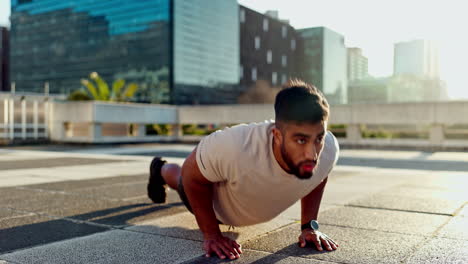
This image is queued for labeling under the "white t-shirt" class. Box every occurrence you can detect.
[195,120,339,226]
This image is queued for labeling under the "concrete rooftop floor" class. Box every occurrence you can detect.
[0,145,467,263]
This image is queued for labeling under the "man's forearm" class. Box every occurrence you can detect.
[183,178,221,239]
[301,177,327,225]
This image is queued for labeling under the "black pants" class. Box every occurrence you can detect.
[176,176,223,224]
[176,175,194,214]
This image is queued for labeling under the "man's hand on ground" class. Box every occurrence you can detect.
[298,229,339,251]
[203,234,242,259]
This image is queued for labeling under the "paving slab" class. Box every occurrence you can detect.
[349,185,466,215]
[26,174,148,191]
[319,206,450,236]
[0,230,204,264]
[0,150,76,161]
[278,202,338,221]
[126,211,295,243]
[0,186,173,227]
[72,181,149,200]
[321,182,389,205]
[405,173,468,191]
[50,201,156,223]
[1,188,130,218]
[243,224,427,264]
[437,215,468,240]
[459,204,468,217]
[63,188,186,227]
[405,237,468,264]
[22,161,150,180]
[0,211,52,229]
[0,161,151,188]
[0,157,126,171]
[0,216,108,254]
[328,169,411,185]
[0,188,49,206]
[0,175,66,188]
[82,203,188,228]
[338,156,468,171]
[0,208,32,220]
[181,250,338,264]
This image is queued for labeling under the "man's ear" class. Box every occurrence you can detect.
[272,126,283,146]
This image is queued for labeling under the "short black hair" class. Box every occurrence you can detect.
[274,79,329,124]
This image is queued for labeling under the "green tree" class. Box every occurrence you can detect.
[114,67,170,104]
[69,72,138,102]
[67,89,91,101]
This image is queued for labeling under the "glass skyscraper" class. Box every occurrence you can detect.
[298,27,347,105]
[172,0,239,104]
[10,0,239,104]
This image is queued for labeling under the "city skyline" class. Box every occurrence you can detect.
[238,0,467,100]
[2,0,467,99]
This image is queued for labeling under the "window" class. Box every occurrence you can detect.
[281,55,287,67]
[267,50,272,64]
[291,39,296,50]
[255,36,260,50]
[272,72,278,85]
[282,26,287,38]
[240,9,245,23]
[281,74,287,84]
[239,65,243,79]
[263,18,269,31]
[252,67,257,81]
[18,0,33,4]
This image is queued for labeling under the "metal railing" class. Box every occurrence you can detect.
[0,98,49,142]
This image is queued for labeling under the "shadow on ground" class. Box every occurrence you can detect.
[0,202,186,254]
[182,242,332,264]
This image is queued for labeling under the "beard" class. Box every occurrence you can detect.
[280,142,315,180]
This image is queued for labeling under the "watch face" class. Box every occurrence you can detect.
[310,220,319,230]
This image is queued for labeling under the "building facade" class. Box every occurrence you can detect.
[349,75,448,104]
[0,27,9,92]
[347,47,368,82]
[394,39,440,79]
[10,0,239,104]
[348,77,390,104]
[173,0,239,104]
[297,27,347,105]
[239,6,299,92]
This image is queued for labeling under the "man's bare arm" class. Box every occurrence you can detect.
[301,177,328,225]
[181,149,242,259]
[299,177,338,251]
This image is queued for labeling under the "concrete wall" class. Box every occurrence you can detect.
[331,102,468,125]
[44,100,468,149]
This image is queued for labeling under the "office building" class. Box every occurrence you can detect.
[0,27,8,92]
[349,75,448,104]
[239,6,299,92]
[297,27,347,105]
[347,47,368,81]
[394,39,440,79]
[348,77,390,104]
[10,0,239,104]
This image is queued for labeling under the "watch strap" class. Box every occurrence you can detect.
[301,223,311,231]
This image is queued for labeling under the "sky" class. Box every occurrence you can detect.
[239,0,467,99]
[1,0,467,99]
[0,1,9,27]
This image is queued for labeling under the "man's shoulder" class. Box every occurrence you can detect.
[325,131,339,153]
[206,120,273,141]
[321,131,340,164]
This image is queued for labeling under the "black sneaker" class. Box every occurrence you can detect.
[147,157,167,203]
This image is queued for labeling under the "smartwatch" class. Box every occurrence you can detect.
[301,220,319,231]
